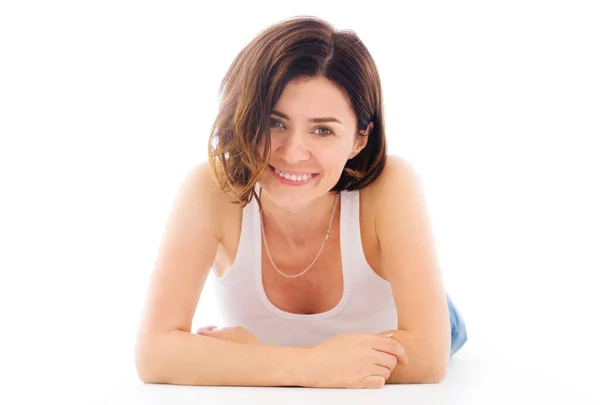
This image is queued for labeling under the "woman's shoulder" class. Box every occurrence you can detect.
[180,161,242,242]
[360,154,417,209]
[181,161,234,202]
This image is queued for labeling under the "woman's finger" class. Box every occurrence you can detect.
[368,364,392,381]
[360,375,386,389]
[371,349,398,373]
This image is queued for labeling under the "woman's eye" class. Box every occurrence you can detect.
[269,119,285,128]
[269,119,332,136]
[315,127,333,136]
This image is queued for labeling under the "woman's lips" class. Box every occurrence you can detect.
[268,165,318,185]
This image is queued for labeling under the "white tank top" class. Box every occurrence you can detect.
[213,187,398,347]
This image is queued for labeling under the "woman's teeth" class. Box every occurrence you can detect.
[274,168,313,182]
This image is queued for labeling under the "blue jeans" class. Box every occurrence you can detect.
[447,293,468,357]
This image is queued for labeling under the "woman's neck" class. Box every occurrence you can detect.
[258,187,339,248]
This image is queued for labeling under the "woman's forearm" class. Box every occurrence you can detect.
[135,330,310,387]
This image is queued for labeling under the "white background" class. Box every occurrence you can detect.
[1,1,599,403]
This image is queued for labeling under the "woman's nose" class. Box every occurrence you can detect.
[276,132,310,163]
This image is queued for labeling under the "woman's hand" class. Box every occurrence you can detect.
[303,332,408,389]
[195,325,261,345]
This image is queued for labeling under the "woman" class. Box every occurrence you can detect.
[135,16,467,389]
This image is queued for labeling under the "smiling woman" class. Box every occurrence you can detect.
[135,15,467,389]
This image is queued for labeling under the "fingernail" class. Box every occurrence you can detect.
[385,333,394,337]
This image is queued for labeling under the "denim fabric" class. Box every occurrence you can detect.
[447,293,468,356]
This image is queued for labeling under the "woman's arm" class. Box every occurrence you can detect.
[372,156,451,383]
[136,330,309,386]
[133,163,311,386]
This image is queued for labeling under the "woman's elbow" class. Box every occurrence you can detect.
[134,335,165,384]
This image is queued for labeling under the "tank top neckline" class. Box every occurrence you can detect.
[253,184,352,321]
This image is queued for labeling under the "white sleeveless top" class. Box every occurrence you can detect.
[212,187,398,347]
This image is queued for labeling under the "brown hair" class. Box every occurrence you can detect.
[208,16,387,206]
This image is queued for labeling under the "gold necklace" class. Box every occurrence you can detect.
[259,193,339,279]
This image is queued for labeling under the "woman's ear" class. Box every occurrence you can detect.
[349,122,373,159]
[361,122,374,136]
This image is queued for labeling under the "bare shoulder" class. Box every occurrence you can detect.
[374,154,417,188]
[180,161,241,241]
[360,154,418,213]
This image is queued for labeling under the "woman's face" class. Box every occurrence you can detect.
[259,76,368,210]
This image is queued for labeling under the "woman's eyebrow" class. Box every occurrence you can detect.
[271,109,343,125]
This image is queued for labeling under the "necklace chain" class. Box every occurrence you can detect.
[259,193,339,279]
